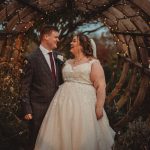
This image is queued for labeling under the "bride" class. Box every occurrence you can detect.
[34,33,115,150]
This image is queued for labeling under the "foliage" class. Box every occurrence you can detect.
[0,60,28,150]
[114,117,150,150]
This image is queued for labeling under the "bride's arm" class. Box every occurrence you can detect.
[90,60,106,119]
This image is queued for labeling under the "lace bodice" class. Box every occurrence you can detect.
[62,59,98,85]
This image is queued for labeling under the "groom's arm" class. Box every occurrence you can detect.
[20,57,33,119]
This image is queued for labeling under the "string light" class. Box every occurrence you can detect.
[0,0,149,42]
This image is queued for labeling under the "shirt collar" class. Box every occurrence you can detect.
[40,44,52,55]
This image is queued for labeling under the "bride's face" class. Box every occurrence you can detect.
[70,36,82,55]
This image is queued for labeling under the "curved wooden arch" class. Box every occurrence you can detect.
[0,0,150,127]
[102,0,150,126]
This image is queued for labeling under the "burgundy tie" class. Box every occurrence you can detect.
[48,52,56,80]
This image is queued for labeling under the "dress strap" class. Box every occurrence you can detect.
[89,59,99,65]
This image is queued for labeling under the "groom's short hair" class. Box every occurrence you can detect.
[40,25,59,41]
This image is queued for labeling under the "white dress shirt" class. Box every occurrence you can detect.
[39,45,56,74]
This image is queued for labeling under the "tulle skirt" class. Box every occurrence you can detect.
[34,82,115,150]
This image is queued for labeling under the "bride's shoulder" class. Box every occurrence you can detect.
[89,57,100,64]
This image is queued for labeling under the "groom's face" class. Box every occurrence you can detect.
[45,30,59,50]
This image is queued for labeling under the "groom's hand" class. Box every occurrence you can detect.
[24,114,33,120]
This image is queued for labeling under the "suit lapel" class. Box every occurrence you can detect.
[37,48,60,84]
[53,51,59,82]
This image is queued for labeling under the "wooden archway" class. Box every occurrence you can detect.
[0,0,150,128]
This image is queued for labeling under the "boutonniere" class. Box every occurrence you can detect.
[57,55,64,62]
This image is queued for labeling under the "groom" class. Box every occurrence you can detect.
[20,25,63,150]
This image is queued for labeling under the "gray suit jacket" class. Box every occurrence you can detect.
[20,48,63,116]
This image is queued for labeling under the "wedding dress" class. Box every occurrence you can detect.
[34,59,115,150]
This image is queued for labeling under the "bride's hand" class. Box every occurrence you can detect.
[95,105,103,120]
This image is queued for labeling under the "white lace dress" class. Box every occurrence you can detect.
[34,59,115,150]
